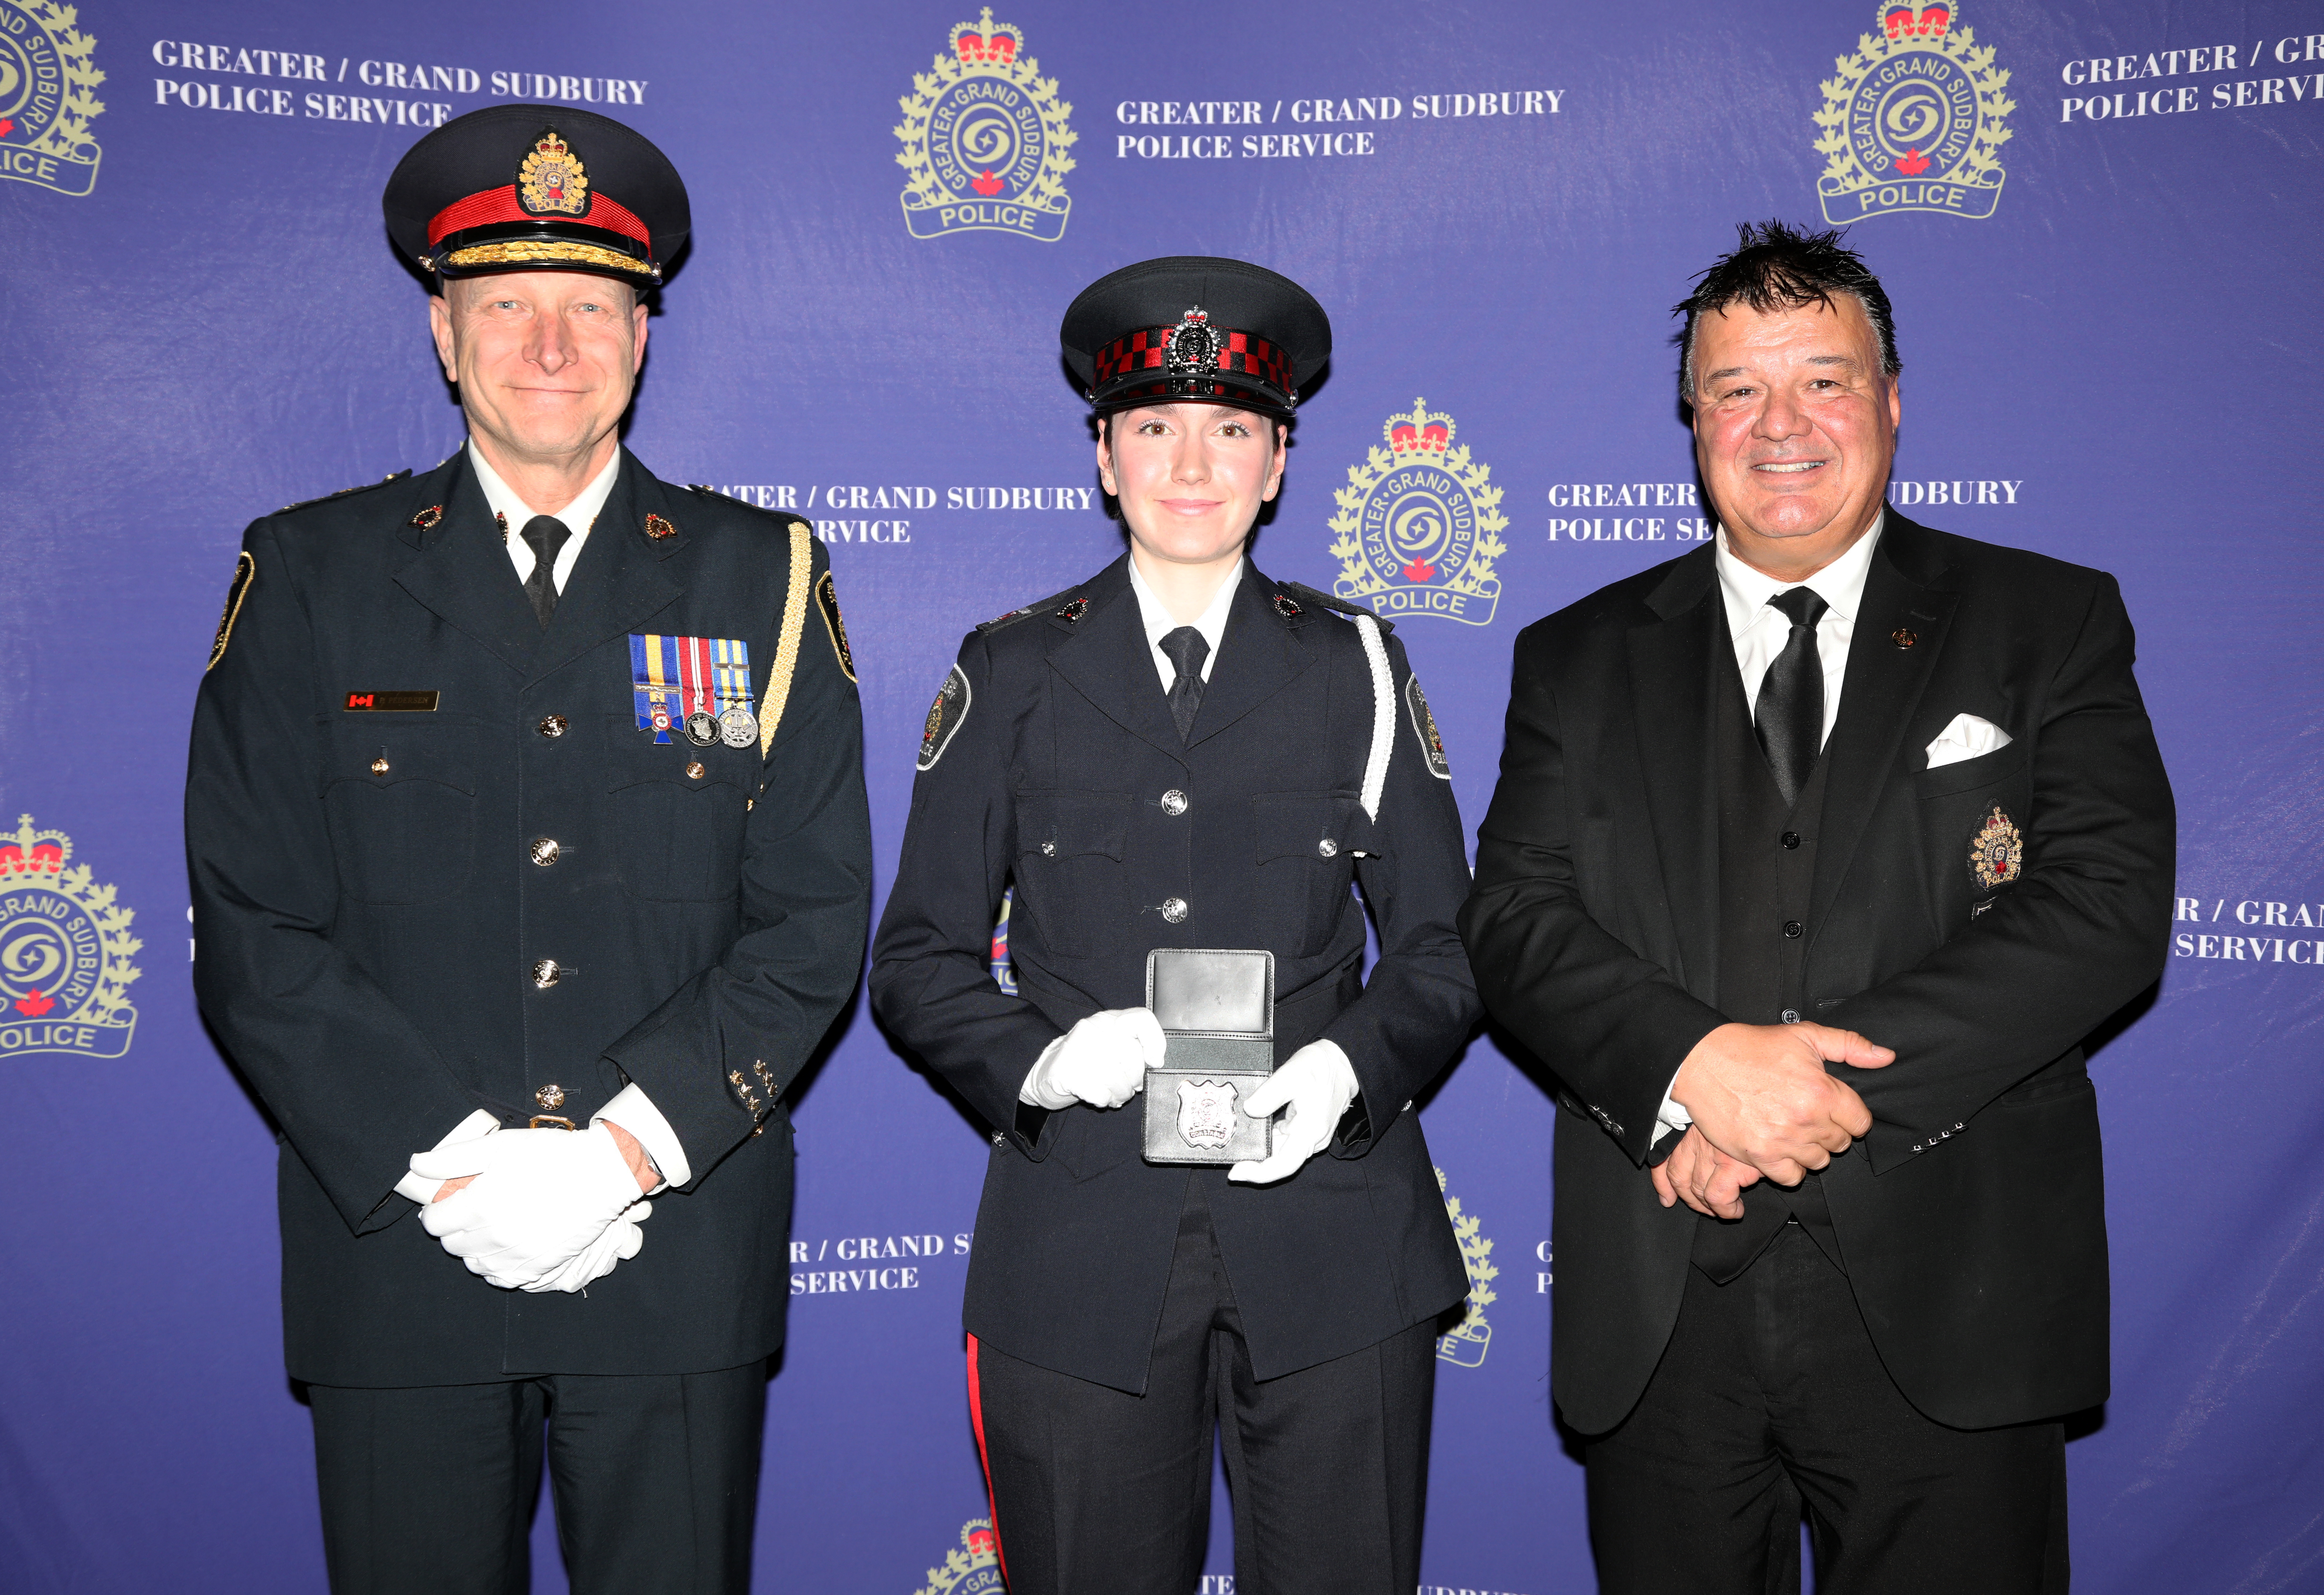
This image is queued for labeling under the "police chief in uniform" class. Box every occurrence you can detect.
[869,258,1482,1595]
[185,106,870,1594]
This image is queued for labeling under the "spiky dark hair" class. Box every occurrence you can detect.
[1673,220,1900,398]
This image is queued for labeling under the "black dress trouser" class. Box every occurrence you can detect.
[307,1362,767,1595]
[969,1178,1438,1595]
[1586,1224,2069,1595]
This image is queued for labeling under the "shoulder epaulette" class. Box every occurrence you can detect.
[1278,580,1393,631]
[977,584,1088,632]
[276,469,412,515]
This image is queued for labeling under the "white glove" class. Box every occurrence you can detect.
[528,1201,652,1295]
[1020,1007,1166,1110]
[1227,1041,1362,1186]
[413,1124,647,1291]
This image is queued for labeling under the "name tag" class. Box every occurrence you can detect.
[343,691,439,712]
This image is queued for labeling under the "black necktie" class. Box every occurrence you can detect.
[519,516,570,629]
[1159,626,1209,742]
[1754,587,1830,808]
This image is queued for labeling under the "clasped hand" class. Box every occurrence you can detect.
[414,1122,656,1293]
[1650,1020,1894,1218]
[1021,1008,1166,1110]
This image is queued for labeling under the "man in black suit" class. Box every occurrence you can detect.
[186,106,869,1594]
[870,257,1480,1595]
[1460,222,2173,1593]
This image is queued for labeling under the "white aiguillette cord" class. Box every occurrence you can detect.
[1353,612,1394,825]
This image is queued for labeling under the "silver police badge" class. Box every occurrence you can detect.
[1175,1077,1241,1152]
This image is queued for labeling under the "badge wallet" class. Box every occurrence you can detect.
[1142,948,1275,1167]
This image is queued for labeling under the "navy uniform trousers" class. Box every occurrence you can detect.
[188,449,871,1593]
[872,555,1483,1595]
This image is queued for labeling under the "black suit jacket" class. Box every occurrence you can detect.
[1459,514,2174,1434]
[187,449,871,1385]
[869,556,1478,1392]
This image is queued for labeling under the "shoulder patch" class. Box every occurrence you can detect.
[206,551,256,671]
[276,469,413,516]
[1281,580,1393,631]
[1404,675,1451,779]
[918,664,972,772]
[978,584,1085,632]
[816,569,856,683]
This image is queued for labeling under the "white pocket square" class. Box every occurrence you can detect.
[1925,712,2011,769]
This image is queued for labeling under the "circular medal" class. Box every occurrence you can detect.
[683,710,720,748]
[718,706,759,748]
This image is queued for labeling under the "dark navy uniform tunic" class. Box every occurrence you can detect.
[870,555,1479,1393]
[187,448,871,1386]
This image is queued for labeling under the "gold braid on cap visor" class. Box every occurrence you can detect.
[438,240,660,279]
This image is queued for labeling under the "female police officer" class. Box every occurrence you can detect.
[870,258,1480,1595]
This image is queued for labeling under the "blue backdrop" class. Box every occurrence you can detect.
[2,2,2319,1590]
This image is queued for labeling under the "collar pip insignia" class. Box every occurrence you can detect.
[644,513,676,539]
[518,128,590,216]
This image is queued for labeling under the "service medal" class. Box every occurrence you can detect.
[718,706,758,748]
[683,711,719,748]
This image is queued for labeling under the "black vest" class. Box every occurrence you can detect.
[1689,642,1845,1282]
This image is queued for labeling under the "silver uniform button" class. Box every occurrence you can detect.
[1160,897,1188,924]
[531,959,563,988]
[530,837,561,867]
[535,1083,566,1110]
[1780,1008,1799,1023]
[1160,790,1188,816]
[1317,837,1339,858]
[1041,841,1056,856]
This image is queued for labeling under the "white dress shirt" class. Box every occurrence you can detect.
[1126,554,1242,690]
[468,439,622,596]
[1656,514,1885,1146]
[396,440,687,1204]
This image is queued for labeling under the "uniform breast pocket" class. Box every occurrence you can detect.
[602,715,754,902]
[1252,791,1371,957]
[320,715,478,905]
[1012,789,1133,953]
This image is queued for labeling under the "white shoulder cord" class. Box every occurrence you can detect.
[1353,612,1396,824]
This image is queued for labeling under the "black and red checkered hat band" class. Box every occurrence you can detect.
[1090,325,1297,410]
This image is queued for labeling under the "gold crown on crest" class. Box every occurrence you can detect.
[1881,2,1953,40]
[950,9,1024,64]
[0,814,71,877]
[1385,398,1455,458]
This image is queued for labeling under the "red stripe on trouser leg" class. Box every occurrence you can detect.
[966,1334,1011,1586]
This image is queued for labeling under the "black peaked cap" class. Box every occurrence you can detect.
[383,104,689,284]
[1061,256,1330,419]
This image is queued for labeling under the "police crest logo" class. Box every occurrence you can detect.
[1330,398,1507,626]
[0,0,105,197]
[1433,1167,1499,1368]
[517,126,589,216]
[0,815,140,1062]
[911,1517,1005,1595]
[894,7,1075,241]
[1812,1,2016,223]
[1968,803,2024,891]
